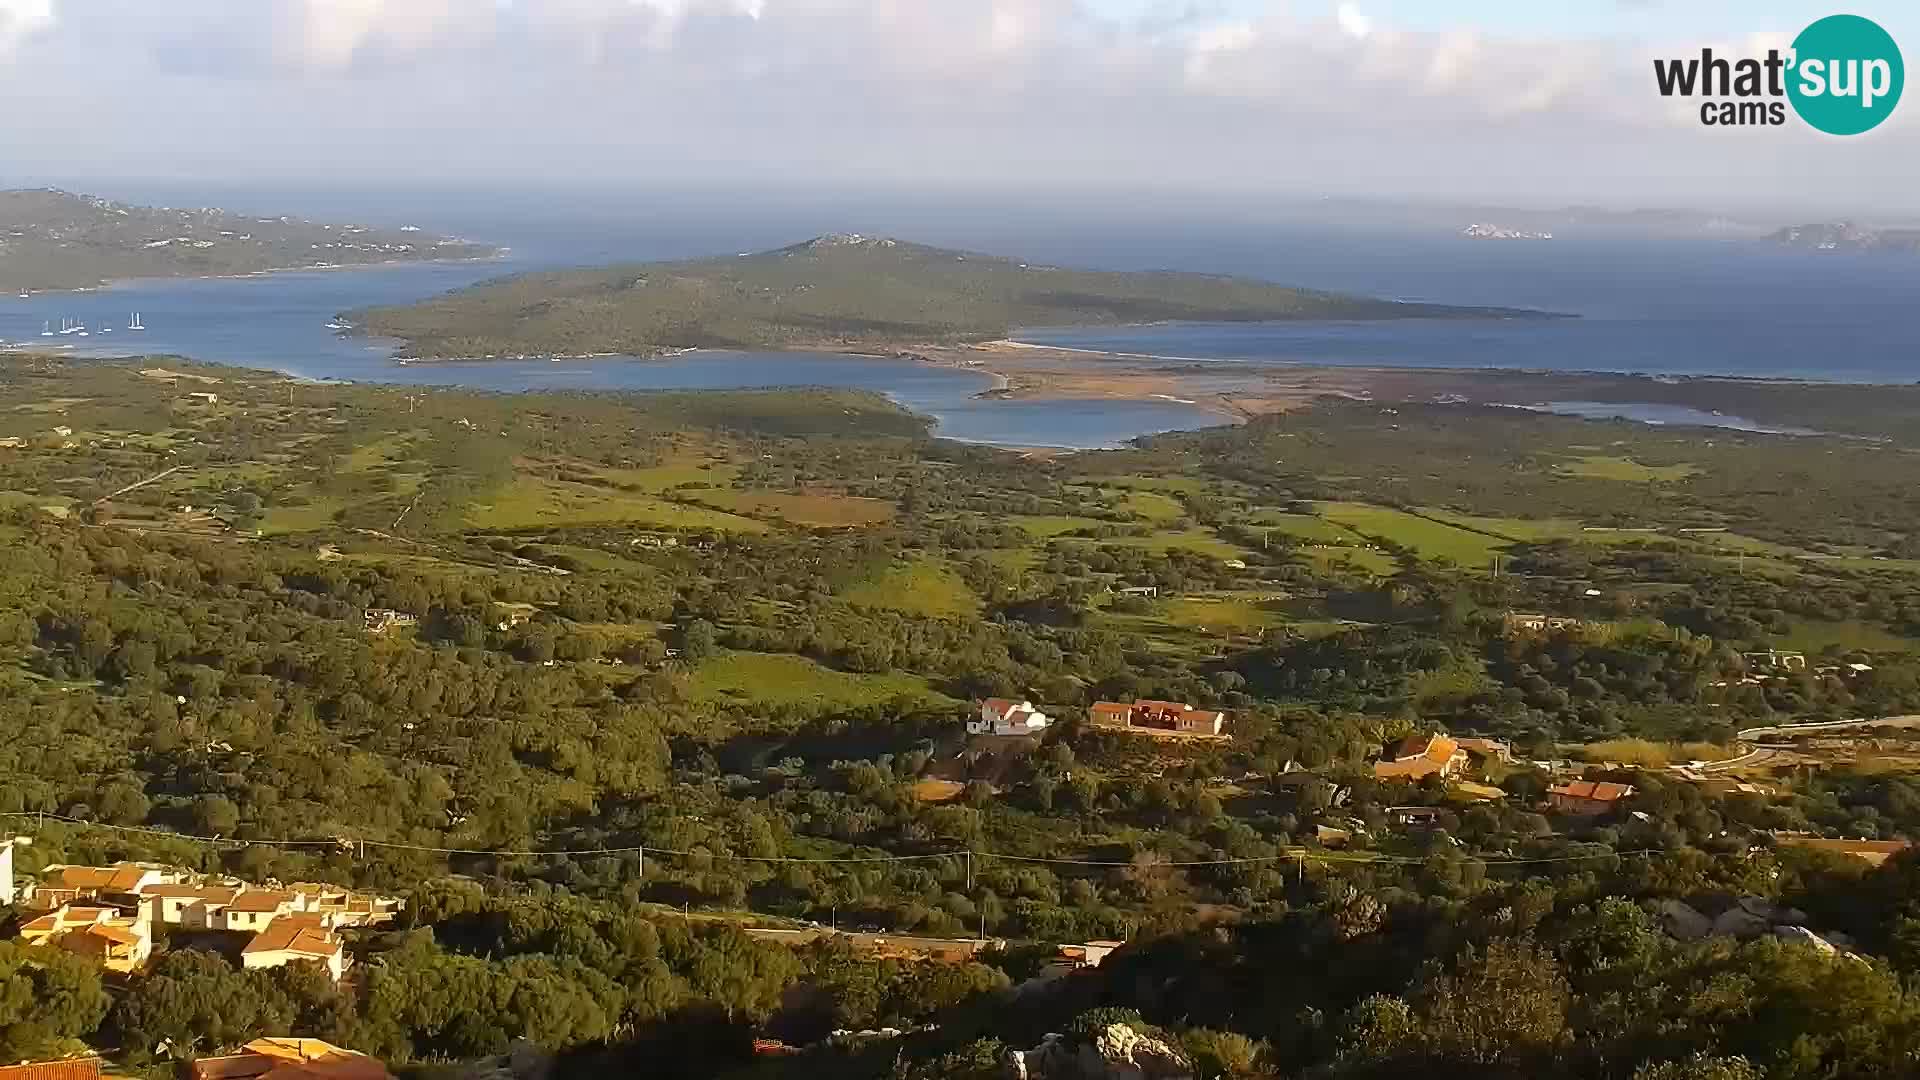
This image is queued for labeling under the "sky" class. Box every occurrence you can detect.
[1,0,1916,217]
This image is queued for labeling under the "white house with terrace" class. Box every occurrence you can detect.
[969,698,1054,737]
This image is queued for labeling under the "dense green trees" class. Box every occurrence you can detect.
[0,941,108,1063]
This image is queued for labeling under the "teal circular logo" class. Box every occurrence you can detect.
[1788,14,1903,135]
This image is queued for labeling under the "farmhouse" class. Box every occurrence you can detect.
[1504,612,1583,635]
[362,609,418,634]
[1089,699,1229,740]
[1548,780,1636,816]
[969,698,1053,737]
[1373,732,1465,781]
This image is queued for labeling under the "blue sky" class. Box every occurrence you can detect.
[0,0,1914,214]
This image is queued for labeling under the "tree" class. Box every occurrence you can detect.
[0,941,109,1062]
[1633,1056,1761,1080]
[111,950,291,1060]
[679,619,719,663]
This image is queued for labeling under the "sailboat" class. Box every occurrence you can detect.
[129,312,145,331]
[39,321,52,337]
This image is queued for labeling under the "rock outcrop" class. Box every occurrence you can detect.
[1007,1024,1193,1080]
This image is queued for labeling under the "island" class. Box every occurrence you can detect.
[351,233,1557,359]
[1461,222,1553,240]
[1766,222,1920,254]
[0,188,498,292]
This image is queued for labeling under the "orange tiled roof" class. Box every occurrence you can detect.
[1550,780,1634,802]
[227,891,295,913]
[244,922,340,959]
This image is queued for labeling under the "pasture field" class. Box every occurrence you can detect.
[842,557,980,618]
[689,651,949,709]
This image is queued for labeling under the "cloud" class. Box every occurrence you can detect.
[0,0,1911,212]
[1335,2,1370,40]
[0,0,55,55]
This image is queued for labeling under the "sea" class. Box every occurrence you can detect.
[3,195,1917,448]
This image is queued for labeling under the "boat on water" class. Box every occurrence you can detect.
[129,312,145,331]
[39,322,51,337]
[325,320,351,330]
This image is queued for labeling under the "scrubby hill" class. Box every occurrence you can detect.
[355,233,1551,359]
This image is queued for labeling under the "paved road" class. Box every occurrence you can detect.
[1736,715,1920,741]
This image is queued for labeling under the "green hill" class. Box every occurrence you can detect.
[355,234,1556,359]
[0,188,497,291]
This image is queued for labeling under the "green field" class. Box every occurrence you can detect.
[1106,530,1248,560]
[465,477,768,532]
[590,456,741,492]
[260,494,346,535]
[342,431,424,473]
[694,490,895,527]
[1319,502,1507,568]
[1555,455,1701,483]
[1247,512,1352,545]
[1161,596,1281,634]
[1301,545,1400,577]
[1775,619,1920,655]
[1117,490,1185,522]
[1010,515,1110,538]
[689,651,948,709]
[1415,508,1587,543]
[841,557,979,618]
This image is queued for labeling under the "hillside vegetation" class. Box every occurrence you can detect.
[355,234,1550,358]
[0,188,496,291]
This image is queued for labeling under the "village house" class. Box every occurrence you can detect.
[1455,737,1513,764]
[1504,612,1582,635]
[222,890,299,933]
[0,837,16,907]
[182,391,220,405]
[187,1038,394,1080]
[362,609,418,634]
[242,915,349,981]
[1548,780,1636,816]
[1372,732,1466,781]
[26,863,181,910]
[1089,699,1230,740]
[12,861,400,983]
[1387,806,1445,829]
[144,883,245,930]
[18,903,155,974]
[1772,835,1914,867]
[968,698,1054,737]
[0,1058,104,1080]
[1743,650,1808,673]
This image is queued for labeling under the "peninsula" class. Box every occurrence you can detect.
[0,188,497,292]
[353,233,1557,359]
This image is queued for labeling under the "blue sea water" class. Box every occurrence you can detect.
[3,210,1916,445]
[0,263,1213,449]
[1011,232,1920,384]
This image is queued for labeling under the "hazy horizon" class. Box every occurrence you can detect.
[1,1,1916,220]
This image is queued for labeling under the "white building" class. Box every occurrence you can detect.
[0,838,15,907]
[968,698,1054,737]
